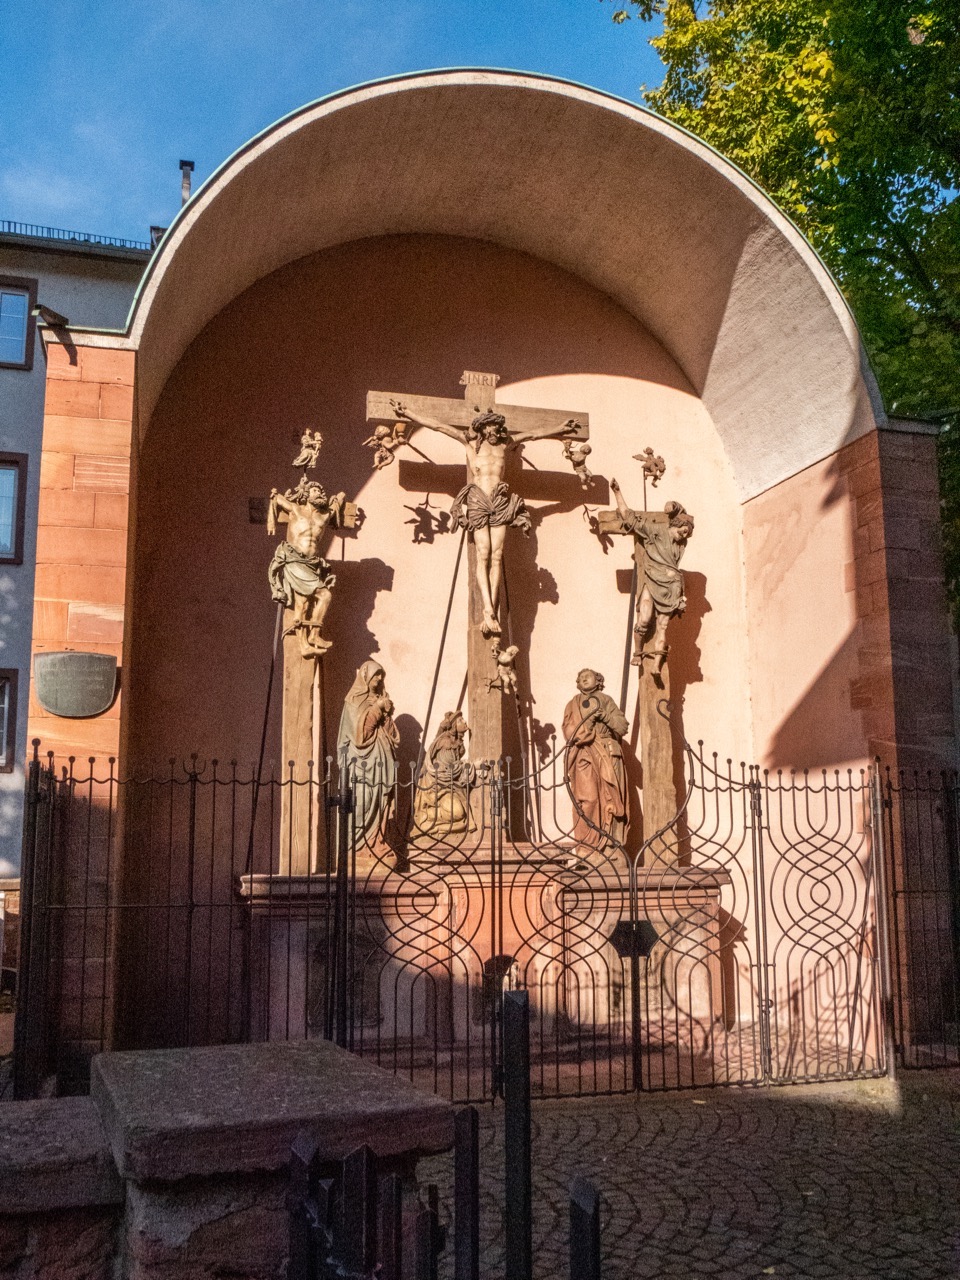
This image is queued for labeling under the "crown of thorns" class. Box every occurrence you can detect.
[470,411,508,436]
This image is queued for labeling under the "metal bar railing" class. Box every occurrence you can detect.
[0,220,150,251]
[504,989,533,1280]
[454,1106,480,1280]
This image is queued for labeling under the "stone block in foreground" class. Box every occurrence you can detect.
[91,1038,454,1182]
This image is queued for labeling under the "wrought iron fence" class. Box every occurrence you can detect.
[12,734,900,1100]
[288,991,603,1280]
[881,767,960,1069]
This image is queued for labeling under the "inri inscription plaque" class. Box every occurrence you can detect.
[33,652,118,718]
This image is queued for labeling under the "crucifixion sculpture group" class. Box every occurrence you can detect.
[264,371,696,868]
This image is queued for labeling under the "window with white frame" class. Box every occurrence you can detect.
[0,670,16,773]
[0,276,37,370]
[0,454,26,564]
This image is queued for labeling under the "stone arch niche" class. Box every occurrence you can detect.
[124,233,745,774]
[112,69,928,777]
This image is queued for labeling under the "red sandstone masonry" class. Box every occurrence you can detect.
[28,341,134,766]
[80,346,135,387]
[0,1042,451,1280]
[839,426,955,770]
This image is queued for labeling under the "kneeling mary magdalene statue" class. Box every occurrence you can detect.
[562,669,630,853]
[337,660,401,856]
[413,710,476,839]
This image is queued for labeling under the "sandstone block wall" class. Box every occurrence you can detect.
[840,424,954,771]
[29,341,134,762]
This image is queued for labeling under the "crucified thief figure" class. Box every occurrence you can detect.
[392,404,533,636]
[609,477,695,673]
[268,479,348,657]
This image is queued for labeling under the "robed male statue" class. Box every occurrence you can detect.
[562,669,630,852]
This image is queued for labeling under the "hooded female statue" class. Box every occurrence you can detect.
[337,659,400,852]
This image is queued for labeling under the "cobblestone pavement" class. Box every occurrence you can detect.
[421,1072,960,1279]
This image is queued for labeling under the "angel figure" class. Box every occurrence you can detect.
[363,422,409,470]
[563,439,594,490]
[486,643,520,696]
[292,429,324,470]
[633,446,665,488]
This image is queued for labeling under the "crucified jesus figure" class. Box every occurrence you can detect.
[392,404,536,636]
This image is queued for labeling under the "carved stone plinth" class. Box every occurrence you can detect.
[565,867,732,1027]
[239,862,733,1088]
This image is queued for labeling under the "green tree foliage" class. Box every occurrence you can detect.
[611,0,960,622]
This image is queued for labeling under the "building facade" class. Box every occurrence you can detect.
[0,225,150,875]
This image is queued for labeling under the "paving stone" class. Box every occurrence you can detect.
[422,1069,960,1279]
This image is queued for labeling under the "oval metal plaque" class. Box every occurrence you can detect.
[34,652,118,718]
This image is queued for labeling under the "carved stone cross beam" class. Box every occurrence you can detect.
[366,371,589,441]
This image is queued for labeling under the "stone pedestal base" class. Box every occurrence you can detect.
[239,863,734,1073]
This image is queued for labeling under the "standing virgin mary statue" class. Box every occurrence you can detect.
[337,659,401,856]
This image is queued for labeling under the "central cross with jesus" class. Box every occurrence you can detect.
[366,371,589,762]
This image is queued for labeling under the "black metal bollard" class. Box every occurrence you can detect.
[455,1105,480,1280]
[288,1131,322,1280]
[341,1144,377,1274]
[569,1176,601,1280]
[503,989,532,1280]
[378,1172,403,1280]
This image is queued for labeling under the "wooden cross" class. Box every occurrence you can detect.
[367,372,591,765]
[596,505,680,864]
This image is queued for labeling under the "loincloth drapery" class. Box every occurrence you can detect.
[268,541,337,608]
[642,561,685,614]
[451,482,531,534]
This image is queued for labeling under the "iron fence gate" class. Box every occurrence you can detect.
[13,739,894,1100]
[290,747,889,1099]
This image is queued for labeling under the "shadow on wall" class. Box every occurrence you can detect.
[764,423,954,772]
[767,630,868,771]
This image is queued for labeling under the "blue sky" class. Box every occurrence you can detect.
[0,0,663,245]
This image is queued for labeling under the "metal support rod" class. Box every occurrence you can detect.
[503,989,532,1280]
[454,1106,480,1280]
[870,763,899,1080]
[416,526,466,782]
[12,755,42,1098]
[629,947,643,1093]
[245,602,283,875]
[569,1176,601,1280]
[184,761,198,1045]
[333,769,353,1048]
